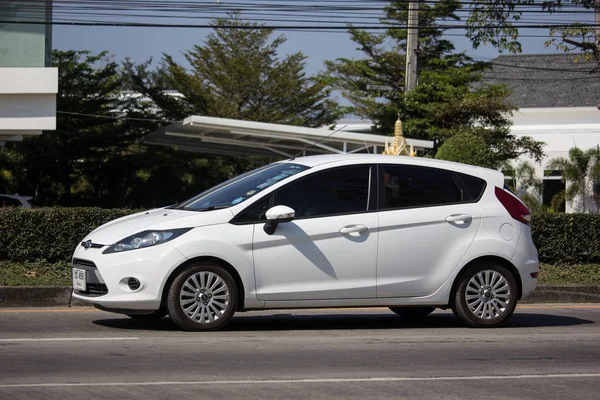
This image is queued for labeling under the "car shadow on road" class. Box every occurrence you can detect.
[92,310,594,332]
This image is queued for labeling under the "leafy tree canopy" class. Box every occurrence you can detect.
[131,12,347,127]
[466,0,599,65]
[324,0,544,167]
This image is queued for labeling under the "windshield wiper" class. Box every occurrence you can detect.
[193,205,231,212]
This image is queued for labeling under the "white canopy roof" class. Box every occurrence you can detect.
[144,116,433,158]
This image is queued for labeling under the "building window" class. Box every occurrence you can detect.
[0,1,52,67]
[543,170,565,212]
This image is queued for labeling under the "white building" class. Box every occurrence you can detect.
[484,54,600,212]
[0,1,57,146]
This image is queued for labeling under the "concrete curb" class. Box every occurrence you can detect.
[1,284,599,308]
[521,284,600,304]
[0,286,89,308]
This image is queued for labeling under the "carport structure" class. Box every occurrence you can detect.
[144,116,433,158]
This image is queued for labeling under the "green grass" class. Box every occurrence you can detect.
[0,261,599,287]
[0,261,71,286]
[538,263,600,285]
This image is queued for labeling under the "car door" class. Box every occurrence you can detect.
[376,164,483,298]
[251,164,379,301]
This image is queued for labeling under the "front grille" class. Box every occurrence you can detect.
[72,259,109,297]
[73,258,96,268]
[82,283,109,297]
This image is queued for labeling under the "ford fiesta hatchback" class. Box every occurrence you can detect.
[72,154,539,331]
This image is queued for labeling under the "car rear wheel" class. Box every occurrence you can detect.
[389,307,436,319]
[167,263,237,331]
[453,263,518,328]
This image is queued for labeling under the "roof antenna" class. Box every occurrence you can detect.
[290,124,347,160]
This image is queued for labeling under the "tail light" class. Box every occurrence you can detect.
[494,186,531,226]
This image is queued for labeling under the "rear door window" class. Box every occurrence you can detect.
[379,165,463,210]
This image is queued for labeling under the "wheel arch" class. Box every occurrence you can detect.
[160,256,246,312]
[449,255,523,307]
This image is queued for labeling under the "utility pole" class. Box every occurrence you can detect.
[595,0,600,47]
[405,1,419,92]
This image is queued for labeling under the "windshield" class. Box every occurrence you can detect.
[174,163,309,211]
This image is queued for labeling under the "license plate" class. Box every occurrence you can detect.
[72,268,86,291]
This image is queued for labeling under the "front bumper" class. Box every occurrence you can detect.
[71,242,188,310]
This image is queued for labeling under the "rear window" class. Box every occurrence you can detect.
[457,173,487,202]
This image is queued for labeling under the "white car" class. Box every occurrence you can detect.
[72,154,539,330]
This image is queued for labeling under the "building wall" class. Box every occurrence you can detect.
[0,1,56,144]
[511,107,600,213]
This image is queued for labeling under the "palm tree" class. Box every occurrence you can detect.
[502,160,544,212]
[546,147,600,213]
[590,146,600,212]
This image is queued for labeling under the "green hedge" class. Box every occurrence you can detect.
[0,208,599,266]
[531,213,600,264]
[0,207,141,263]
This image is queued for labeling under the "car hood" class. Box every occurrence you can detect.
[83,207,234,245]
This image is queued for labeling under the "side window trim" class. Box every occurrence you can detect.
[229,193,273,225]
[454,172,487,203]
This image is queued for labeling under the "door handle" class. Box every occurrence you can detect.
[445,214,473,224]
[339,225,369,236]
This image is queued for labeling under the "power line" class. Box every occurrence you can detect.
[0,103,178,123]
[3,18,600,30]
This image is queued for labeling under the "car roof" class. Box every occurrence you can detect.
[286,154,497,174]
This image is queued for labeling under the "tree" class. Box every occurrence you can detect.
[501,160,549,213]
[11,50,130,206]
[547,147,600,213]
[0,147,22,194]
[466,0,600,66]
[5,50,231,209]
[323,0,544,167]
[135,12,346,128]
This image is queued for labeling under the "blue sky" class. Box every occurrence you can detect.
[51,1,594,76]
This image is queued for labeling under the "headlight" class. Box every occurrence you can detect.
[102,228,191,254]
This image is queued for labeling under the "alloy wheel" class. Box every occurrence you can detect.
[465,270,511,320]
[179,271,230,324]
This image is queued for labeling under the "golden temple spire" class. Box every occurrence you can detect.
[394,112,403,138]
[383,113,415,156]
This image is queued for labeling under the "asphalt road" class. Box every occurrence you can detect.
[0,305,599,399]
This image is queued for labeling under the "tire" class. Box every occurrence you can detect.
[389,307,436,319]
[453,263,518,328]
[126,310,167,321]
[167,263,238,331]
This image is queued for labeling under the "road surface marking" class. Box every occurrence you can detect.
[1,373,599,388]
[0,337,139,342]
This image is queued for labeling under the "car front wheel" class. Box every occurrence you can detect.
[167,263,237,331]
[453,264,518,328]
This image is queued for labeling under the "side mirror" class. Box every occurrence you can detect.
[263,205,295,235]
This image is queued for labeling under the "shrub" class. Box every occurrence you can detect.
[435,133,497,169]
[0,207,599,266]
[0,207,142,263]
[531,213,600,264]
